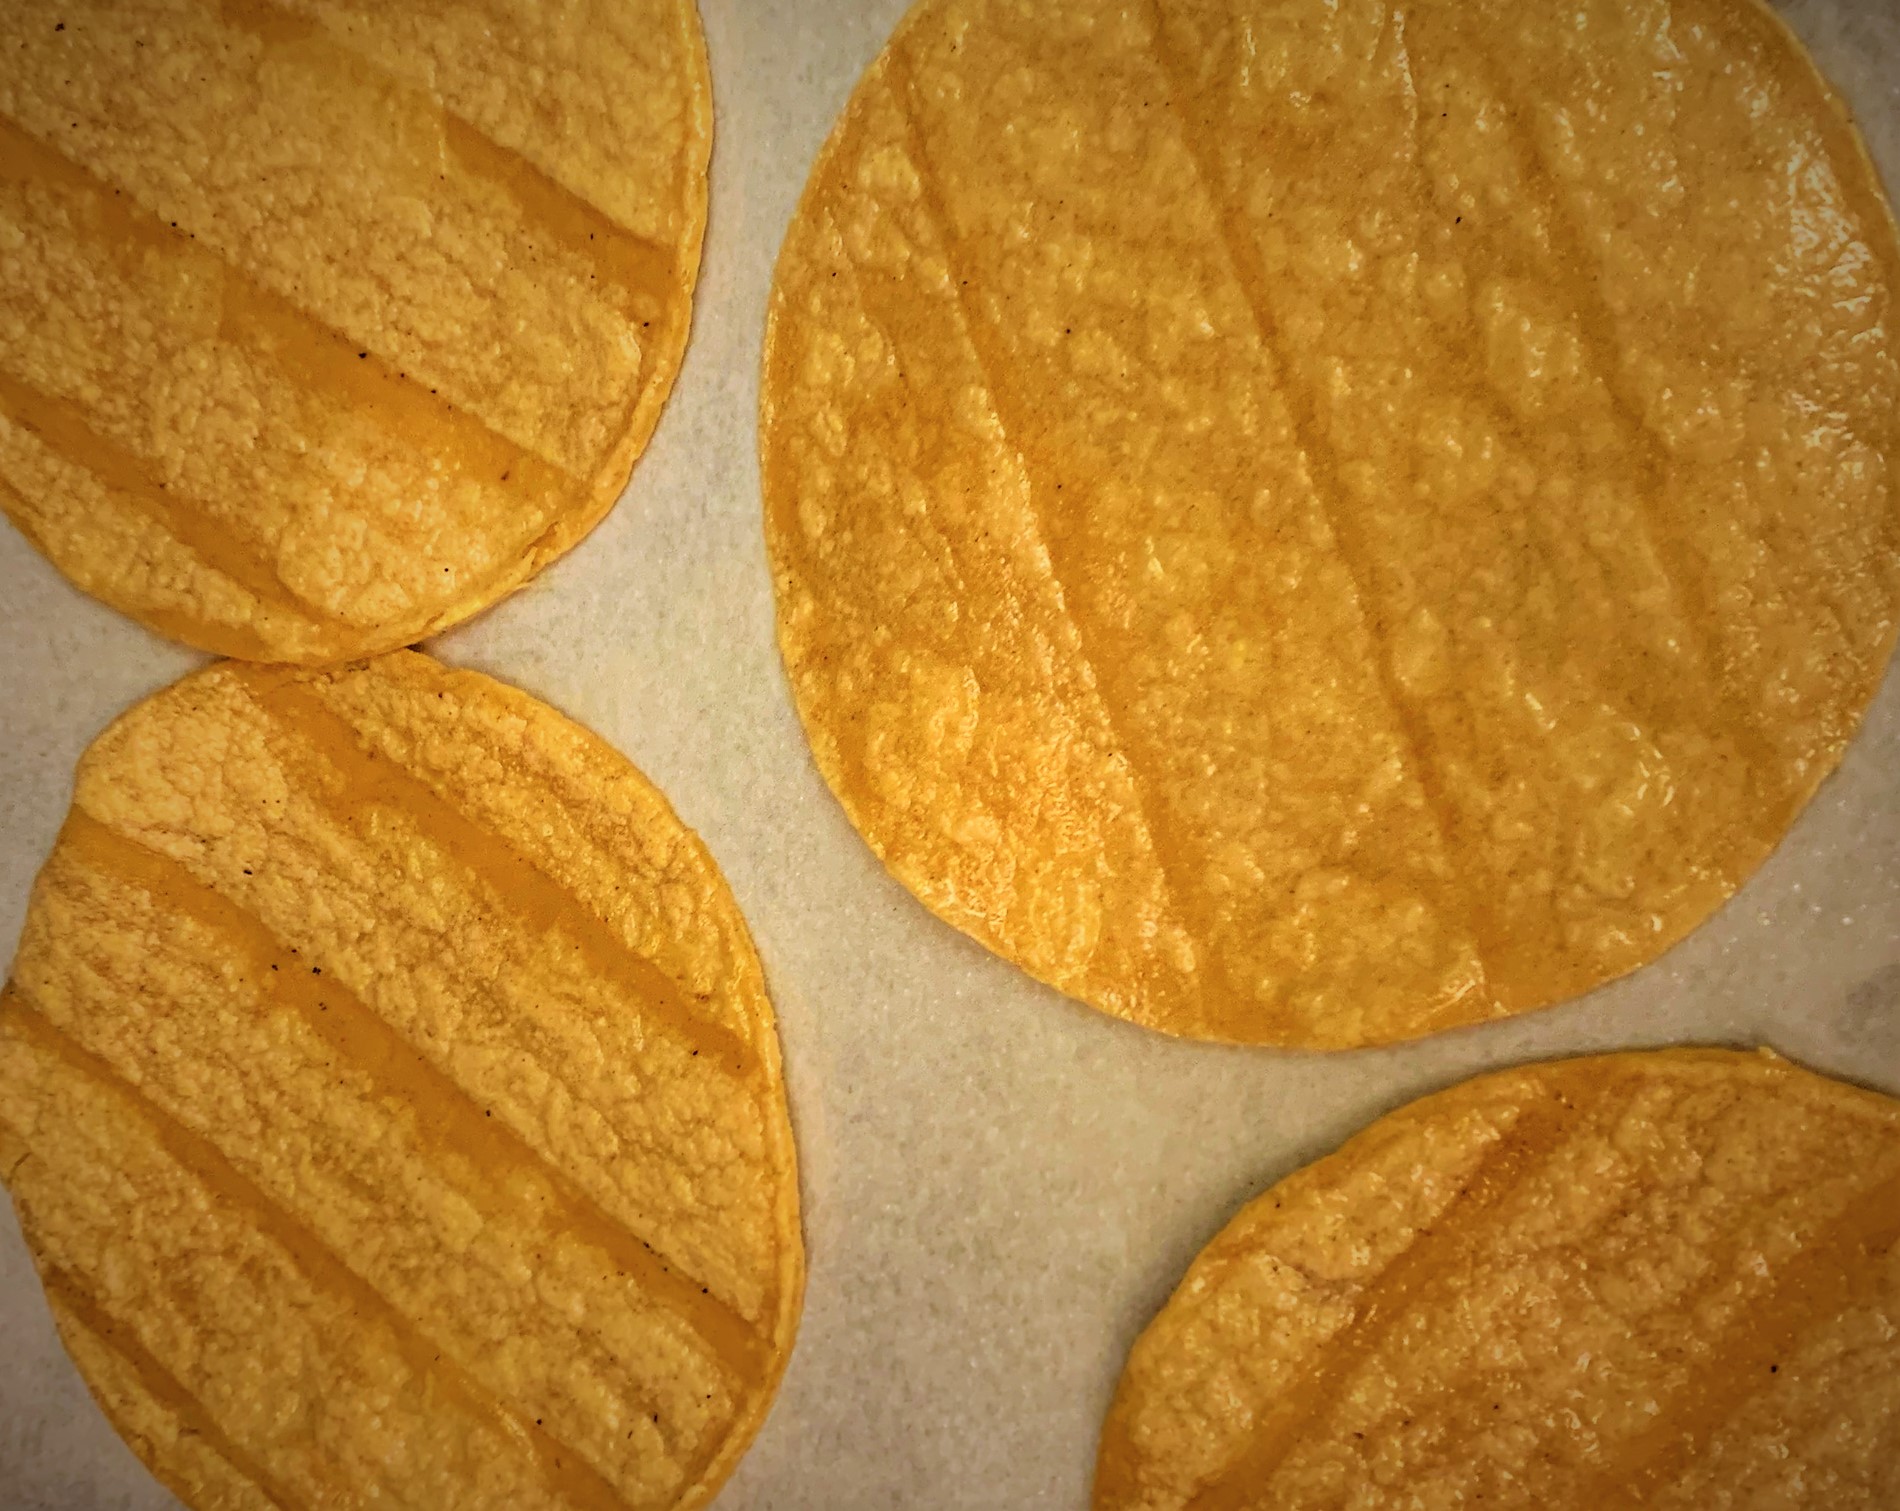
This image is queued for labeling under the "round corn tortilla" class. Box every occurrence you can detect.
[0,0,711,663]
[761,0,1900,1047]
[1095,1048,1900,1510]
[0,651,803,1511]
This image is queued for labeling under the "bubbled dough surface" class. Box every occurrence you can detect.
[1095,1050,1900,1511]
[762,0,1900,1047]
[2,2,1899,1508]
[0,0,710,663]
[0,653,803,1511]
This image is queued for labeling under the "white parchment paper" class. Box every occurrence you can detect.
[1,1,1896,1505]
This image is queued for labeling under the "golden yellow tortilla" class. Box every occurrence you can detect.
[761,0,1900,1047]
[0,0,710,662]
[1096,1048,1900,1510]
[0,652,802,1511]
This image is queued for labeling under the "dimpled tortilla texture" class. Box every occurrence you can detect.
[760,0,1900,1047]
[1094,1049,1900,1511]
[0,652,803,1511]
[0,0,710,663]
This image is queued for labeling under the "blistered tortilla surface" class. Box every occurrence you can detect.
[761,0,1900,1046]
[0,0,710,662]
[1096,1048,1900,1509]
[0,651,803,1511]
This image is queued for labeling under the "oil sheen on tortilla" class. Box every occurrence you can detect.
[1096,1048,1900,1509]
[0,652,803,1511]
[761,0,1900,1047]
[0,0,710,662]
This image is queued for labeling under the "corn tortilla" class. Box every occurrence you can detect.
[761,0,1900,1047]
[1096,1048,1900,1510]
[0,0,710,662]
[0,651,803,1511]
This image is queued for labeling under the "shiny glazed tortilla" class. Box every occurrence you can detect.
[1095,1048,1900,1510]
[0,0,710,663]
[761,0,1900,1047]
[0,652,802,1511]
